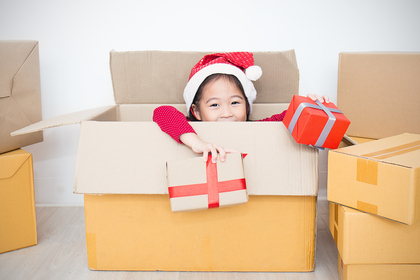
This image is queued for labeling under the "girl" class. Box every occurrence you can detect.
[153,52,328,163]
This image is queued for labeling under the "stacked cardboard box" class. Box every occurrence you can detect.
[13,50,319,271]
[0,149,37,254]
[330,203,420,280]
[0,41,42,253]
[328,52,420,279]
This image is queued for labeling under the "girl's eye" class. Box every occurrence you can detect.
[210,103,219,108]
[231,101,240,105]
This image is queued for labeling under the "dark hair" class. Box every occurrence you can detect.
[187,74,250,121]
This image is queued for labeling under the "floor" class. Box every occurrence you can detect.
[0,199,339,280]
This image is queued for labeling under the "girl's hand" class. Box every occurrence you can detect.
[307,94,329,103]
[180,133,238,163]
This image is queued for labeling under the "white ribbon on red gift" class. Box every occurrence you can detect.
[287,100,343,148]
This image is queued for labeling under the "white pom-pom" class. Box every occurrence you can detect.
[245,65,262,81]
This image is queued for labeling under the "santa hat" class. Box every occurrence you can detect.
[183,52,262,113]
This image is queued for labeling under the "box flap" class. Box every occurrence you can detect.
[73,121,318,196]
[11,106,115,136]
[0,149,31,180]
[110,50,298,105]
[333,133,420,168]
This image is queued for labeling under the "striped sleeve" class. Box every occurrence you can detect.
[153,106,196,144]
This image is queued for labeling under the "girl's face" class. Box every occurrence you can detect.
[191,77,248,122]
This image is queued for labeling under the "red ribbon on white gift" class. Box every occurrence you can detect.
[168,155,246,208]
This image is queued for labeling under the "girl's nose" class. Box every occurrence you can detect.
[220,107,233,118]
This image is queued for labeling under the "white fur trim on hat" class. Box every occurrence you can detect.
[183,64,258,113]
[245,65,263,81]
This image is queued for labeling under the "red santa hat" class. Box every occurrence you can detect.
[183,52,262,113]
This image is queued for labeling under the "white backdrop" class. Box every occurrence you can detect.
[1,0,419,205]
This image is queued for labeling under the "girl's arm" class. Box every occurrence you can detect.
[257,110,287,122]
[153,106,233,162]
[153,106,196,144]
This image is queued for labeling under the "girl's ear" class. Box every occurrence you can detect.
[191,104,202,120]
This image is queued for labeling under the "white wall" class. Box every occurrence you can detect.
[1,0,419,205]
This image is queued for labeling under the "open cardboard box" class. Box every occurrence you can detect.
[13,50,319,271]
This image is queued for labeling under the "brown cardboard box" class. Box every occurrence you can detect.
[0,149,37,254]
[85,194,316,271]
[13,50,319,271]
[330,203,420,265]
[338,253,420,280]
[0,40,43,154]
[328,133,420,224]
[337,52,420,139]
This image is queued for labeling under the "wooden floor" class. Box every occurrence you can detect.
[0,199,339,280]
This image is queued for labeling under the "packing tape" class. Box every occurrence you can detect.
[356,158,378,185]
[361,140,420,160]
[287,100,343,148]
[357,140,420,185]
[86,233,97,269]
[357,201,378,215]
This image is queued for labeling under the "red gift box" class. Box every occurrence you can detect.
[283,95,350,149]
[166,153,248,212]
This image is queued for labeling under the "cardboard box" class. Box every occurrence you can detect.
[328,133,420,224]
[337,52,420,139]
[283,95,350,149]
[338,253,420,280]
[85,194,316,271]
[329,202,420,264]
[13,50,319,271]
[0,149,37,254]
[167,153,248,212]
[0,40,43,154]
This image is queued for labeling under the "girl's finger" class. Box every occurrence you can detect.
[211,147,218,163]
[202,150,209,162]
[218,146,227,162]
